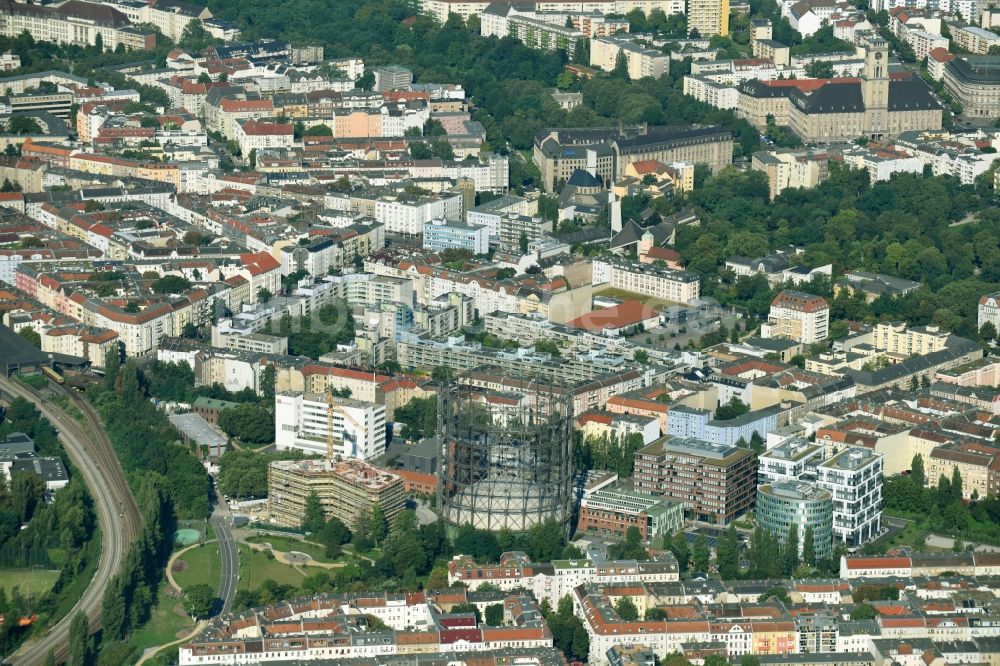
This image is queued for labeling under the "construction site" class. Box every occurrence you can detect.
[436,370,575,533]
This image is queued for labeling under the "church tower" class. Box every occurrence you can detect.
[861,37,890,140]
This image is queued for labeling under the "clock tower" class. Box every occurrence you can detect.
[862,38,890,140]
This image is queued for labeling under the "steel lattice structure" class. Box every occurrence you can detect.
[436,370,574,533]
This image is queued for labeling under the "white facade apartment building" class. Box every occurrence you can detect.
[373,192,463,235]
[905,30,949,61]
[873,321,949,355]
[765,290,829,344]
[275,391,387,460]
[232,119,294,157]
[815,447,884,548]
[591,37,669,80]
[421,0,684,22]
[683,75,739,110]
[592,257,701,304]
[949,23,1000,54]
[979,291,1000,331]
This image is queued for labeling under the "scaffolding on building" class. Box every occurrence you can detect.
[436,368,575,533]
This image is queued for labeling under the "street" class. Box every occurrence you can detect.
[210,491,239,615]
[0,378,141,666]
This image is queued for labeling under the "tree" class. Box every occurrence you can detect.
[741,656,762,666]
[782,523,800,576]
[151,275,191,294]
[671,532,690,572]
[692,534,710,573]
[612,49,630,80]
[6,115,43,135]
[911,453,926,488]
[485,603,504,626]
[802,525,816,567]
[257,288,273,303]
[715,396,750,420]
[302,491,326,534]
[69,611,89,666]
[519,231,529,254]
[368,503,388,546]
[217,404,273,444]
[10,471,45,524]
[614,596,639,621]
[716,525,740,579]
[183,583,217,619]
[18,327,40,348]
[981,321,997,342]
[850,603,880,620]
[951,466,964,501]
[261,365,276,405]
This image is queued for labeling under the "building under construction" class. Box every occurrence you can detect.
[267,459,405,529]
[437,370,575,533]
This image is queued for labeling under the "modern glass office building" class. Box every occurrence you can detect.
[756,481,833,560]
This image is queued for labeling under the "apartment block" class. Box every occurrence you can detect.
[0,1,155,51]
[633,436,758,525]
[979,291,1000,331]
[758,437,825,485]
[422,218,489,255]
[267,458,404,530]
[765,290,829,344]
[873,322,949,356]
[274,391,387,460]
[751,148,830,199]
[815,447,883,548]
[688,0,730,36]
[949,23,1000,54]
[592,257,700,304]
[590,37,669,79]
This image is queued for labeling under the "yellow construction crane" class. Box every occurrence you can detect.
[325,384,364,463]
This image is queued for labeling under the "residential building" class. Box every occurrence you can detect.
[688,0,730,36]
[577,478,685,542]
[372,65,412,92]
[949,23,1000,54]
[267,458,404,530]
[422,218,489,255]
[815,447,883,548]
[751,148,830,199]
[591,37,669,79]
[633,436,758,525]
[758,437,825,485]
[534,125,733,192]
[873,322,949,356]
[978,291,1000,331]
[756,481,834,560]
[232,119,294,156]
[0,1,155,51]
[942,56,1000,120]
[764,290,830,344]
[840,145,924,183]
[274,391,387,460]
[592,257,701,304]
[834,271,920,302]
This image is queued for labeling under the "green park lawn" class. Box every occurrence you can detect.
[128,583,194,652]
[173,543,221,591]
[237,545,306,590]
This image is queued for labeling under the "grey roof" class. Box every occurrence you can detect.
[847,336,981,387]
[887,78,940,111]
[0,433,35,459]
[566,169,601,188]
[792,82,865,114]
[11,457,68,484]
